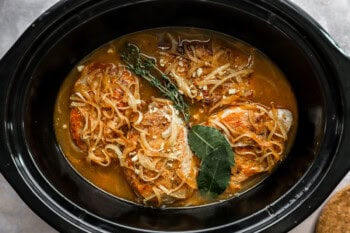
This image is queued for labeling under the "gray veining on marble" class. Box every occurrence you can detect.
[0,0,58,59]
[0,174,57,233]
[293,0,350,55]
[0,0,349,233]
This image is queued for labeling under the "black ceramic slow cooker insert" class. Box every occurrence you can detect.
[0,0,350,232]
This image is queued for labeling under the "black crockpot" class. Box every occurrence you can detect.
[0,0,350,232]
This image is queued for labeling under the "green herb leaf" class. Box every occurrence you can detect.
[188,125,234,165]
[120,43,234,196]
[197,145,232,196]
[188,125,234,196]
[120,43,190,122]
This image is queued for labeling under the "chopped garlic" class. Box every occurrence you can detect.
[202,85,207,91]
[131,155,138,162]
[163,113,172,122]
[178,67,185,72]
[62,124,67,129]
[228,88,237,95]
[149,106,158,113]
[191,89,198,96]
[159,58,165,67]
[77,65,85,72]
[196,67,203,77]
[107,48,114,54]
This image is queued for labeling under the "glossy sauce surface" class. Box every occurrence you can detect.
[54,28,298,207]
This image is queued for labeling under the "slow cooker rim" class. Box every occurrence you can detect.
[0,0,349,232]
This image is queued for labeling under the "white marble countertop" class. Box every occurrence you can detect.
[0,0,349,232]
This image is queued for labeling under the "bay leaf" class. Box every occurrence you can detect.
[188,125,234,165]
[197,145,232,196]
